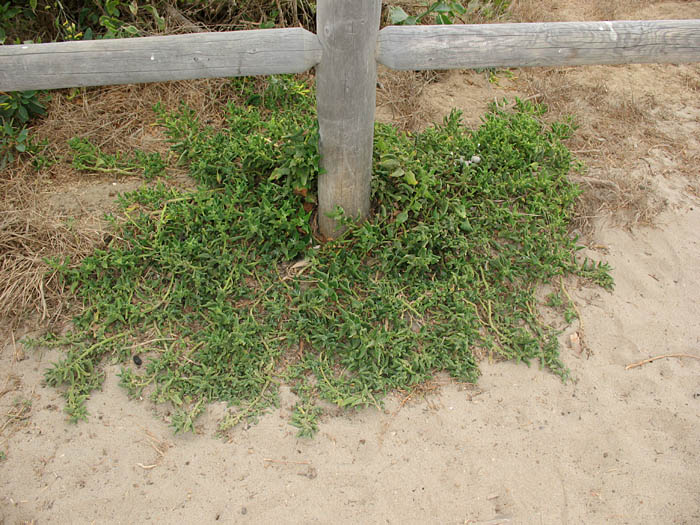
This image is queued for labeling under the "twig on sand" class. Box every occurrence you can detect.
[625,353,700,370]
[263,458,310,465]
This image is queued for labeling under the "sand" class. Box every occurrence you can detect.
[2,1,699,523]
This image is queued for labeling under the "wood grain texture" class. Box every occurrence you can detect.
[378,20,700,70]
[316,0,382,238]
[0,28,322,91]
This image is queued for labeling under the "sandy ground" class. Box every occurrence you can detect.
[2,1,700,524]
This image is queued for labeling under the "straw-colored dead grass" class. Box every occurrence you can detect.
[515,65,692,232]
[0,171,105,327]
[376,67,442,131]
[507,0,664,23]
[571,168,668,234]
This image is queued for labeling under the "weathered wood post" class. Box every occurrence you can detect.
[316,0,382,238]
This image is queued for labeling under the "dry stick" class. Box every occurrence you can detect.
[391,391,414,418]
[145,433,168,457]
[128,337,176,350]
[0,403,30,433]
[625,353,700,370]
[263,458,310,465]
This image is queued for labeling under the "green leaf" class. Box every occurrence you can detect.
[269,167,289,181]
[105,0,120,17]
[404,170,418,185]
[436,13,451,24]
[450,2,467,15]
[389,6,410,24]
[433,2,452,13]
[395,210,409,225]
[379,157,401,170]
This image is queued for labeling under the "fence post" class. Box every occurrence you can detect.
[316,0,382,238]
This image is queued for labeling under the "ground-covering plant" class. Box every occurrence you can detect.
[0,90,48,169]
[37,75,611,437]
[68,137,166,179]
[389,0,510,25]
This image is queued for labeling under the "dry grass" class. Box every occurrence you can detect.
[173,0,317,31]
[0,171,104,327]
[507,0,663,23]
[514,66,680,233]
[571,168,668,234]
[0,80,239,326]
[376,67,442,131]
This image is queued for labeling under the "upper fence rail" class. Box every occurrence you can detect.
[377,19,700,70]
[2,20,700,92]
[0,28,322,92]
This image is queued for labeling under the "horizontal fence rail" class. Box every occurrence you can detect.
[2,3,700,237]
[0,28,322,91]
[378,19,700,71]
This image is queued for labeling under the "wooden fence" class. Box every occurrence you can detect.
[2,1,699,237]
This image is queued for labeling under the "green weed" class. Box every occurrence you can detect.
[68,137,166,180]
[389,1,510,25]
[38,76,611,436]
[0,89,48,169]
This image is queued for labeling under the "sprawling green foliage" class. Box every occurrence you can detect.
[0,90,48,169]
[389,0,510,26]
[38,76,611,436]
